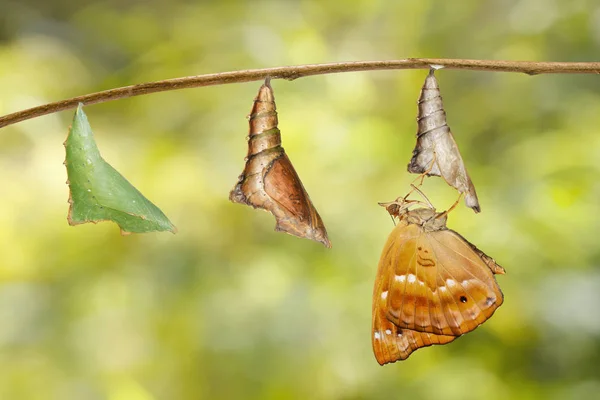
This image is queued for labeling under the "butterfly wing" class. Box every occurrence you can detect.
[372,299,456,365]
[372,222,456,365]
[383,225,504,336]
[427,229,504,332]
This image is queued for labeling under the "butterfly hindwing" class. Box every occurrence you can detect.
[372,259,456,365]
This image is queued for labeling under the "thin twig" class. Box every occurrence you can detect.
[1,58,599,129]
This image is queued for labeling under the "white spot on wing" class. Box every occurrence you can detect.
[374,332,381,340]
[407,274,417,283]
[385,329,392,335]
[381,291,388,300]
[395,275,406,283]
[446,279,456,287]
[418,280,425,286]
[439,286,447,292]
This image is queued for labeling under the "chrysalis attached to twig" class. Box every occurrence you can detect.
[65,104,176,235]
[408,68,481,213]
[230,78,331,247]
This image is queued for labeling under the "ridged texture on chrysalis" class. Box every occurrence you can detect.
[408,69,481,213]
[230,78,331,247]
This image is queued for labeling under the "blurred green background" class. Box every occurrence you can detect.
[1,0,600,399]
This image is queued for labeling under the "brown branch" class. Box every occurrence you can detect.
[2,58,600,129]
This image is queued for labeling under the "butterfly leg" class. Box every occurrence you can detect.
[379,155,438,221]
[409,153,437,189]
[437,193,463,219]
[402,154,438,201]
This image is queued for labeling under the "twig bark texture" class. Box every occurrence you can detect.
[1,58,600,129]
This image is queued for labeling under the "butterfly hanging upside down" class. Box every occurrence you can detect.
[371,198,505,365]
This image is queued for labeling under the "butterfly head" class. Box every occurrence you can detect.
[379,197,448,232]
[378,197,431,219]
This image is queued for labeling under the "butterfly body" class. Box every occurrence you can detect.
[372,207,504,365]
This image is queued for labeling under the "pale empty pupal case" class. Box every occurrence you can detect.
[229,78,331,247]
[408,69,481,213]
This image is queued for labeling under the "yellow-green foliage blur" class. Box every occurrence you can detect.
[1,1,600,399]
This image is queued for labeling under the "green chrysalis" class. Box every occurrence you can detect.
[64,103,177,234]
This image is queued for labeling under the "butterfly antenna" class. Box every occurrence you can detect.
[409,184,435,209]
[388,212,396,226]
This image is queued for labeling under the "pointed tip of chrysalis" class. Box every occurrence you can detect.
[261,76,273,94]
[307,224,332,248]
[423,69,439,90]
[465,192,481,213]
[73,102,86,119]
[320,236,332,249]
[256,77,275,103]
[274,221,332,248]
[70,103,90,137]
[256,78,275,103]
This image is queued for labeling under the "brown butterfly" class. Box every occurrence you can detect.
[372,203,504,365]
[230,78,330,247]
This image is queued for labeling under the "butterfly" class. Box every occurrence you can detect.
[372,204,504,365]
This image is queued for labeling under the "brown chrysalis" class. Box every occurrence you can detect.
[230,78,331,248]
[408,69,481,213]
